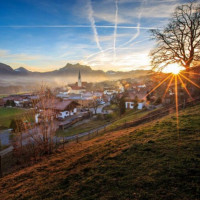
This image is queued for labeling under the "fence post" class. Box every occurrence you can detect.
[124,120,126,127]
[0,155,2,178]
[62,136,64,149]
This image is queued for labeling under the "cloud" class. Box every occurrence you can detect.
[87,0,103,52]
[113,0,119,63]
[0,49,43,61]
[0,25,157,29]
[124,1,180,19]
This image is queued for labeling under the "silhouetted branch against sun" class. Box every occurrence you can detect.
[149,2,200,72]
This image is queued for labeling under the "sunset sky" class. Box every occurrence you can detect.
[0,0,188,72]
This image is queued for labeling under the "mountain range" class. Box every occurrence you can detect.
[0,62,152,79]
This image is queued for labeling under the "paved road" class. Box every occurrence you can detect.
[90,102,110,114]
[0,129,12,146]
[0,121,112,156]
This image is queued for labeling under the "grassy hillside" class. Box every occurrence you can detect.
[0,104,200,200]
[57,109,151,137]
[0,107,30,129]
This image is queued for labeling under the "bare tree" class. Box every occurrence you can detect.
[91,96,99,115]
[150,2,200,71]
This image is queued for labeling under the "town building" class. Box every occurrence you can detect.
[68,70,87,94]
[36,98,79,122]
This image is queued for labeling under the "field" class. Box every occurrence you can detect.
[57,109,151,137]
[56,118,109,137]
[0,104,200,200]
[0,107,31,129]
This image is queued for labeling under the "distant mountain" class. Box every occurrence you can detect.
[0,63,15,74]
[15,67,32,74]
[0,62,153,79]
[45,63,105,77]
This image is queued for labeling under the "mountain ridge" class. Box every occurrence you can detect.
[0,62,153,78]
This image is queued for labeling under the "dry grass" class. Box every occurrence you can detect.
[0,104,200,200]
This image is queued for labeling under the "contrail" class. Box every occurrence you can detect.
[0,25,159,29]
[113,0,118,64]
[87,0,103,52]
[85,38,150,61]
[120,0,147,47]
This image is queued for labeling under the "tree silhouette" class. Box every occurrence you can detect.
[150,2,200,71]
[119,96,126,116]
[133,96,139,110]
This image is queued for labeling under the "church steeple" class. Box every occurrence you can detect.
[78,70,82,87]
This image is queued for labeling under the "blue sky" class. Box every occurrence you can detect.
[0,0,188,72]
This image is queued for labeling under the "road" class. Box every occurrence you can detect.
[0,129,12,146]
[90,102,110,114]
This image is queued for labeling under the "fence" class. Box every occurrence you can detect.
[1,97,200,177]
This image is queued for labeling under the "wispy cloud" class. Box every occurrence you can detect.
[120,0,147,47]
[0,25,159,29]
[87,0,103,52]
[0,49,43,61]
[113,0,119,64]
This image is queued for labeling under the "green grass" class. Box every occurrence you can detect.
[56,105,200,200]
[0,107,30,129]
[1,104,200,200]
[56,109,150,137]
[0,94,9,98]
[106,109,150,131]
[56,118,109,137]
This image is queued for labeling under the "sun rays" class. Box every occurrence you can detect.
[145,66,200,137]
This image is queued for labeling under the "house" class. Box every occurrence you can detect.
[68,93,94,108]
[104,90,118,95]
[69,85,86,94]
[56,92,69,98]
[0,98,4,107]
[125,93,146,110]
[36,98,79,122]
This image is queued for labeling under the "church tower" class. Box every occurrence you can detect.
[78,70,82,87]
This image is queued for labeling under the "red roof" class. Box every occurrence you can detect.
[70,86,85,90]
[36,99,79,111]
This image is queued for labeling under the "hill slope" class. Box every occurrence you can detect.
[0,105,200,200]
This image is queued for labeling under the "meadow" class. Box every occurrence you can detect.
[0,107,30,129]
[0,104,199,200]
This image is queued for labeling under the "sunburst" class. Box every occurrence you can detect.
[145,65,200,136]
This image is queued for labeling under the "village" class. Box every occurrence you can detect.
[0,66,200,151]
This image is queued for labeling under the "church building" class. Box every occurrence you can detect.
[68,70,86,94]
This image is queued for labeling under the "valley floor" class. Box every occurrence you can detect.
[0,104,200,200]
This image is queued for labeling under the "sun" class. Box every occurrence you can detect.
[163,64,184,75]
